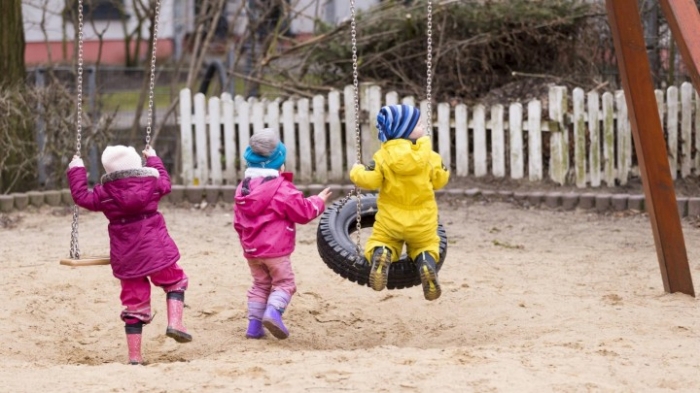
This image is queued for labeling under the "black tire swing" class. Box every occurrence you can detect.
[316,0,448,290]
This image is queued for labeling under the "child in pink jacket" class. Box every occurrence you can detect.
[234,129,331,340]
[67,146,191,365]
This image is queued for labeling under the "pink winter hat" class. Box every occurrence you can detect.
[101,145,142,174]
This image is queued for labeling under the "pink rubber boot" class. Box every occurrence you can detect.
[125,321,144,365]
[166,292,192,343]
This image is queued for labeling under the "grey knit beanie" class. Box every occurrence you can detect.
[249,128,279,157]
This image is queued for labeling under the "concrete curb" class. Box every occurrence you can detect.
[689,197,700,217]
[27,191,44,207]
[185,186,204,204]
[12,193,29,210]
[61,189,74,205]
[2,186,698,219]
[45,191,62,206]
[204,185,221,204]
[0,195,13,212]
[169,185,185,203]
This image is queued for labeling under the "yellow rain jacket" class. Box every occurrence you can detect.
[350,136,449,262]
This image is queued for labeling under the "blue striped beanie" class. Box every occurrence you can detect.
[376,104,421,142]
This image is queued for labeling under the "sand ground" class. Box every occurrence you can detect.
[1,197,699,392]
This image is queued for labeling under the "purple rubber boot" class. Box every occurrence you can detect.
[262,305,289,339]
[246,302,266,339]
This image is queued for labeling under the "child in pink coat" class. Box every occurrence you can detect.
[234,129,331,340]
[67,145,191,365]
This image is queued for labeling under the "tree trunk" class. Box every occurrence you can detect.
[0,0,27,88]
[0,0,35,193]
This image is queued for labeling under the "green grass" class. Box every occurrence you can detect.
[101,84,183,112]
[100,79,284,112]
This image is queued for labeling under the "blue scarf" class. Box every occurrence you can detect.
[244,142,287,169]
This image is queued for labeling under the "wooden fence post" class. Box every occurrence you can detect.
[473,105,487,177]
[328,90,344,182]
[680,82,693,177]
[528,100,543,181]
[313,95,327,181]
[588,91,601,187]
[455,104,469,176]
[179,88,194,185]
[438,103,451,168]
[509,103,524,179]
[491,104,505,177]
[549,86,568,185]
[193,93,208,185]
[573,88,587,187]
[208,97,223,185]
[667,86,679,179]
[282,100,297,174]
[221,93,236,184]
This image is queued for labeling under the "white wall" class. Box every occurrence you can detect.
[22,0,178,43]
[224,0,380,36]
[323,0,378,25]
[22,0,381,44]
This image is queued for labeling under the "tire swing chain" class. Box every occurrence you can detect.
[349,0,362,259]
[69,0,161,260]
[425,0,433,137]
[70,0,86,259]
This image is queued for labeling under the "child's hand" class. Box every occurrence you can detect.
[142,147,157,158]
[68,155,84,169]
[352,163,364,171]
[317,187,332,202]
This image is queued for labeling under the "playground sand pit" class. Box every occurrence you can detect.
[1,198,699,392]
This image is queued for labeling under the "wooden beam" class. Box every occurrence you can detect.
[659,0,700,94]
[605,0,695,296]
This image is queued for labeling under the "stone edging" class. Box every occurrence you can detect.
[2,186,699,218]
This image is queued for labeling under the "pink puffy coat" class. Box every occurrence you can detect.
[233,173,325,259]
[67,156,180,279]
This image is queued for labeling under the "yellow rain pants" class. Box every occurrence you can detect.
[349,136,450,262]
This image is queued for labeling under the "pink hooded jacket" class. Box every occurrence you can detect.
[66,156,179,279]
[233,172,325,259]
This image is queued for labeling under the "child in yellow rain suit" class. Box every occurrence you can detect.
[350,104,450,300]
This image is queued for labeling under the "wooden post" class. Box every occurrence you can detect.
[659,0,700,95]
[606,0,694,296]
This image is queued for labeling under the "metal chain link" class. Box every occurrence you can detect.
[70,0,86,259]
[350,0,362,256]
[69,0,161,259]
[145,0,162,149]
[425,0,433,137]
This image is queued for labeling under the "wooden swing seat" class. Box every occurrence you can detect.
[60,256,110,267]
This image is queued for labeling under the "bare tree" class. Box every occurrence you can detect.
[0,0,27,87]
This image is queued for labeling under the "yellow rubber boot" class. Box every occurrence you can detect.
[369,246,392,291]
[415,252,441,301]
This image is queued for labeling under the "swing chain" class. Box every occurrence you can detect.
[350,0,362,255]
[70,0,86,260]
[145,0,162,149]
[425,0,433,137]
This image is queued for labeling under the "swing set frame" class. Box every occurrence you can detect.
[62,0,697,298]
[606,0,696,297]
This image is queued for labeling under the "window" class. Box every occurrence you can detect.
[65,0,127,21]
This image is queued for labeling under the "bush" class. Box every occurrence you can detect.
[287,0,600,102]
[0,79,116,193]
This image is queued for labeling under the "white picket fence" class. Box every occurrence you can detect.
[178,82,700,187]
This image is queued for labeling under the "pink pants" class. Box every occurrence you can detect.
[120,263,189,323]
[247,255,296,312]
